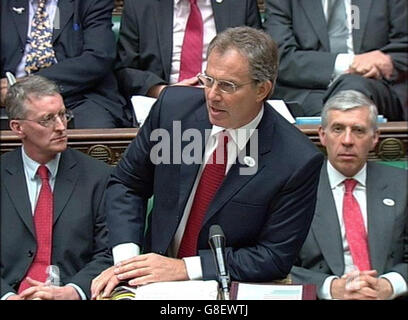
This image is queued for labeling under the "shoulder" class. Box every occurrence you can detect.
[368,162,408,182]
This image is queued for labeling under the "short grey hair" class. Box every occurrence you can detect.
[207,26,279,98]
[5,75,60,120]
[321,90,378,131]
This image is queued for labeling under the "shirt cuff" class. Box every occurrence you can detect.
[66,283,87,300]
[1,292,16,300]
[333,53,355,78]
[182,256,203,280]
[380,272,408,299]
[112,243,140,265]
[318,275,339,300]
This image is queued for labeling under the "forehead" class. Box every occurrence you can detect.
[327,107,372,127]
[25,94,64,114]
[206,49,250,79]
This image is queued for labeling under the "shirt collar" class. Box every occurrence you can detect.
[21,146,61,181]
[209,106,264,151]
[327,160,367,189]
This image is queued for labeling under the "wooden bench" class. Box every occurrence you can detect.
[1,122,407,168]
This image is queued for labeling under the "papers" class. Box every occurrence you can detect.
[98,280,219,300]
[130,95,297,127]
[235,283,303,300]
[131,95,157,127]
[267,99,296,123]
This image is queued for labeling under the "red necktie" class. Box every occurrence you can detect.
[178,132,229,258]
[343,179,371,271]
[178,0,203,81]
[18,165,53,293]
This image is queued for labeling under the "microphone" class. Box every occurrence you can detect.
[208,224,230,300]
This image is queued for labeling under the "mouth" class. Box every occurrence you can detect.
[52,135,67,142]
[338,153,357,160]
[209,106,227,117]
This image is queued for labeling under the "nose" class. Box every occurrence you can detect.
[206,81,222,100]
[54,114,66,130]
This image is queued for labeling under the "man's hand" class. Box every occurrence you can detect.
[348,50,394,79]
[114,253,189,286]
[18,277,80,300]
[1,78,8,107]
[91,265,119,299]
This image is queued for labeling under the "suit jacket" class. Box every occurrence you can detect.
[0,148,112,298]
[115,0,262,98]
[0,0,129,125]
[263,0,408,106]
[290,161,408,291]
[106,86,324,282]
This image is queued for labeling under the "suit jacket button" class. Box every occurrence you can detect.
[28,250,34,257]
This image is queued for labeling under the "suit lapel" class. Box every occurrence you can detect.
[211,0,229,33]
[53,149,79,224]
[177,105,211,216]
[3,149,35,237]
[312,164,345,275]
[300,0,330,51]
[366,163,393,273]
[52,0,74,42]
[157,0,174,81]
[10,0,29,46]
[351,0,372,53]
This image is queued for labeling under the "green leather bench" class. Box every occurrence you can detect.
[112,15,121,40]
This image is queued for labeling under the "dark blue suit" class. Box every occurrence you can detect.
[106,86,324,282]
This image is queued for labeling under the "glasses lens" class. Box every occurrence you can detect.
[218,81,235,93]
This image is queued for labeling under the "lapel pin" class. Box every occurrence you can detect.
[12,7,25,14]
[383,198,395,207]
[243,156,256,167]
[216,0,223,3]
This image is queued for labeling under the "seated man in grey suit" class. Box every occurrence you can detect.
[290,90,408,300]
[263,0,407,120]
[1,75,112,300]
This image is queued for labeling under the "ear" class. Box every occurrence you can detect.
[370,129,380,151]
[318,126,327,147]
[255,80,273,103]
[9,120,26,139]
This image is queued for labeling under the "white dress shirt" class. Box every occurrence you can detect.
[319,161,407,299]
[16,0,59,78]
[170,0,217,84]
[112,106,265,281]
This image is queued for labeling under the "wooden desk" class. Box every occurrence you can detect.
[1,122,407,166]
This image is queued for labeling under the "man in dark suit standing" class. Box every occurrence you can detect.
[263,0,408,120]
[114,0,262,100]
[290,90,408,300]
[0,0,131,128]
[1,75,112,300]
[91,26,324,299]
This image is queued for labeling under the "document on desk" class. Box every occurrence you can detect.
[131,95,157,127]
[236,283,303,300]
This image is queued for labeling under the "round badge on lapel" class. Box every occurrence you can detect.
[243,156,256,167]
[216,0,223,3]
[383,198,395,207]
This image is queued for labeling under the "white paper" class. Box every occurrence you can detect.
[236,284,303,300]
[133,280,219,300]
[131,95,157,127]
[267,99,296,124]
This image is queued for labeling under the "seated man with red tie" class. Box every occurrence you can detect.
[290,90,408,300]
[90,26,324,299]
[0,75,112,300]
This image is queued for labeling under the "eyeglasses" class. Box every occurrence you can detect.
[197,73,254,94]
[17,109,74,128]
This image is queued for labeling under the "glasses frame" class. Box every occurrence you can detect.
[15,109,74,128]
[197,73,254,94]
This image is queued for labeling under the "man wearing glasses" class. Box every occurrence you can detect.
[1,75,112,300]
[91,27,324,298]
